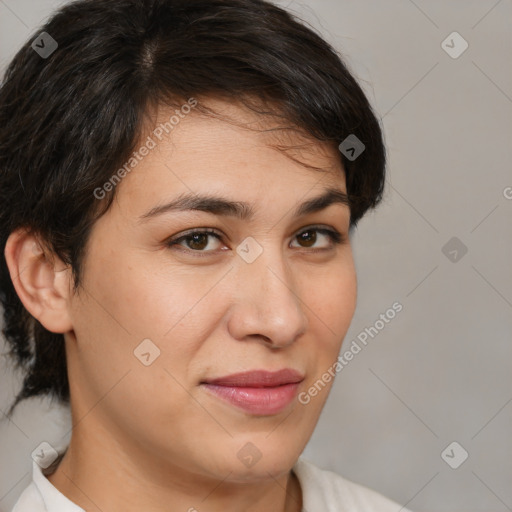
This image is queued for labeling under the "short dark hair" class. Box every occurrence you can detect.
[0,0,386,417]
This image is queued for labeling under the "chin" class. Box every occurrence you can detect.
[220,442,300,482]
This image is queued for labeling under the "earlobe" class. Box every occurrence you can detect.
[4,228,74,333]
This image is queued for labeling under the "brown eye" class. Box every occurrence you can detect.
[186,233,209,250]
[167,229,223,252]
[291,227,343,250]
[297,230,317,247]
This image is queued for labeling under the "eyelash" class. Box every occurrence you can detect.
[166,226,345,256]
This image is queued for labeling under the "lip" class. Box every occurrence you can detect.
[202,369,304,387]
[201,369,304,415]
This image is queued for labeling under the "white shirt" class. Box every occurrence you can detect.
[11,456,412,511]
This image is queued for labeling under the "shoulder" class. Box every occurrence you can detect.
[292,456,412,512]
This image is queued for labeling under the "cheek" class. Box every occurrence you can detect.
[85,242,213,340]
[75,250,227,400]
[68,259,216,443]
[68,248,203,407]
[301,259,357,332]
[299,259,357,373]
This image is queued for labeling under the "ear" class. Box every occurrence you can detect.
[4,228,74,333]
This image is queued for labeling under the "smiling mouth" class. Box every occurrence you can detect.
[200,369,304,415]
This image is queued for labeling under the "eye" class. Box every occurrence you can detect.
[167,229,224,252]
[166,226,345,255]
[291,227,344,250]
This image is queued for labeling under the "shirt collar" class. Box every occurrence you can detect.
[32,460,85,512]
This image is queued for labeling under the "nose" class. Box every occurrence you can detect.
[226,243,309,349]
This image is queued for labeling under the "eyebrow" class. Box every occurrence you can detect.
[138,186,350,223]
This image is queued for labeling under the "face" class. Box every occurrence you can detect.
[64,98,357,482]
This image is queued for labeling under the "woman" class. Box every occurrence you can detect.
[0,0,412,510]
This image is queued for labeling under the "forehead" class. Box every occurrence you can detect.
[115,98,346,215]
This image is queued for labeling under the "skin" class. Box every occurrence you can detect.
[5,98,357,512]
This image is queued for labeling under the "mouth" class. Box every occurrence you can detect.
[200,369,304,416]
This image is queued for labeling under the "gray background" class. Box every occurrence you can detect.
[1,0,511,510]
